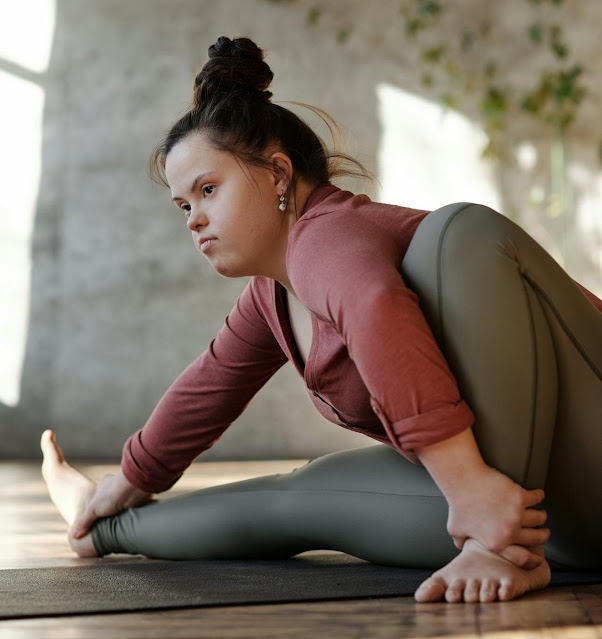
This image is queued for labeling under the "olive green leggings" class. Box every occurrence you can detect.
[90,203,602,570]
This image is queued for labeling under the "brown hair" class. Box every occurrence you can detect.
[149,36,375,217]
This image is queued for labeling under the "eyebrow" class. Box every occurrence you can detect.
[171,171,215,201]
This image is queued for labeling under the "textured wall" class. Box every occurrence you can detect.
[1,0,600,460]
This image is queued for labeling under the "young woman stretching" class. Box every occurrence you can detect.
[41,36,602,604]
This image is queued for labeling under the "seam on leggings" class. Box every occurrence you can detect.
[436,203,540,485]
[435,203,473,353]
[523,274,602,379]
[518,277,539,486]
[197,488,447,498]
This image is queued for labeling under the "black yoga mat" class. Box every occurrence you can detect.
[1,553,600,620]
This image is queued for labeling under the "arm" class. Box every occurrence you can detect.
[73,277,288,537]
[121,276,288,494]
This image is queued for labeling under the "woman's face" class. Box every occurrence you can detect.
[165,132,291,279]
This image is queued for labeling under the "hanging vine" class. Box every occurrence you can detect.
[265,0,600,165]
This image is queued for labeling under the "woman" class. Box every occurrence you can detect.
[41,36,602,603]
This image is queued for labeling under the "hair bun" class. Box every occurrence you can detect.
[193,36,274,106]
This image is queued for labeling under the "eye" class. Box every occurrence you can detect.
[179,203,191,218]
[202,185,215,196]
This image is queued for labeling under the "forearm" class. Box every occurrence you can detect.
[414,427,489,499]
[115,466,155,505]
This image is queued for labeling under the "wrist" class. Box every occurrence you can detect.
[117,467,153,498]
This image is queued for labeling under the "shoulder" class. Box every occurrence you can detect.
[286,190,428,317]
[288,187,429,271]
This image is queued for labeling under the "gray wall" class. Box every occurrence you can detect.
[1,0,601,460]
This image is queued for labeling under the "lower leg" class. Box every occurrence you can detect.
[41,429,551,602]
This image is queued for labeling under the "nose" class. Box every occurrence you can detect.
[186,206,207,232]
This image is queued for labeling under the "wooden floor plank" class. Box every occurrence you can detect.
[1,460,600,639]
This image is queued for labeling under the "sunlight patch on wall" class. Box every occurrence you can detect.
[568,162,602,292]
[375,83,501,213]
[0,0,55,407]
[0,0,56,73]
[0,71,44,406]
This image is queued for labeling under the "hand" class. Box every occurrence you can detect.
[415,428,550,569]
[446,464,550,567]
[70,468,154,539]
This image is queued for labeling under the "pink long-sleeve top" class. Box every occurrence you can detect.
[121,183,602,493]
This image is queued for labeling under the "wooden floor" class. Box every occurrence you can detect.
[0,459,600,639]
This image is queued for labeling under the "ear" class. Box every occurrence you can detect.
[269,151,293,191]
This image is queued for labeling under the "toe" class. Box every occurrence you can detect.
[464,578,480,603]
[480,579,500,603]
[415,576,448,603]
[445,579,466,603]
[41,430,64,465]
[498,578,515,601]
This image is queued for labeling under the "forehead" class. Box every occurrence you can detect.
[165,134,225,185]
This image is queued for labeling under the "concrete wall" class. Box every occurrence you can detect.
[1,0,601,461]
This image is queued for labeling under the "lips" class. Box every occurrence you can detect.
[199,238,217,253]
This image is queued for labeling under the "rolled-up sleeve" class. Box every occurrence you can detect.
[121,277,288,493]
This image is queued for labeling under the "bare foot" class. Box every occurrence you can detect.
[414,539,551,603]
[40,429,99,557]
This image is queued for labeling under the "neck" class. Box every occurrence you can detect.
[273,179,320,299]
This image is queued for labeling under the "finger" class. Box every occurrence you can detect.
[521,508,547,528]
[515,527,551,547]
[499,544,542,569]
[523,488,545,507]
[71,505,98,538]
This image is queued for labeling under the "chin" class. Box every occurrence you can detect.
[211,261,246,279]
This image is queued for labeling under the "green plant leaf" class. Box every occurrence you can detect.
[461,31,475,51]
[418,0,442,17]
[528,23,543,43]
[441,93,460,109]
[421,45,446,63]
[336,26,353,44]
[306,6,321,26]
[421,71,433,88]
[549,24,569,59]
[479,21,491,37]
[482,87,507,117]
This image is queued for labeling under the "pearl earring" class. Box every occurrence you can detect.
[279,194,286,211]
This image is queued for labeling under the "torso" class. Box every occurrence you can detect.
[285,289,313,368]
